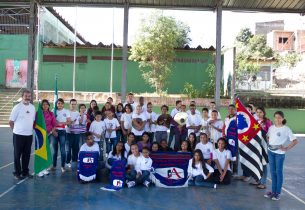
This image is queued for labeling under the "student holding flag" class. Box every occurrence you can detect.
[264,111,298,201]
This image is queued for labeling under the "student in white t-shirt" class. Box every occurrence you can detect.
[106,141,127,169]
[208,110,224,147]
[138,96,147,113]
[208,101,221,119]
[89,111,105,161]
[123,92,138,112]
[52,98,72,173]
[125,144,143,188]
[131,105,147,142]
[188,149,216,188]
[213,138,231,185]
[79,132,100,154]
[66,99,81,168]
[104,110,120,154]
[195,133,214,166]
[135,147,153,187]
[264,111,298,201]
[186,104,202,138]
[186,100,201,116]
[121,104,133,142]
[155,105,172,143]
[200,107,210,136]
[144,102,158,144]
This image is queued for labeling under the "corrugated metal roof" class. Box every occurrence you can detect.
[1,0,305,13]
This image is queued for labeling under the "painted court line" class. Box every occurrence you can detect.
[267,178,305,205]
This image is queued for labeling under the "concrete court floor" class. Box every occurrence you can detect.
[0,127,304,210]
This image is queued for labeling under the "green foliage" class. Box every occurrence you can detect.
[247,35,274,59]
[276,52,302,70]
[226,73,232,97]
[183,82,199,98]
[130,12,190,94]
[235,28,253,44]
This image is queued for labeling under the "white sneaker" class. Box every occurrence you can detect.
[43,169,49,175]
[127,181,136,188]
[37,171,44,177]
[143,180,150,188]
[214,184,217,189]
[61,167,66,173]
[66,163,72,168]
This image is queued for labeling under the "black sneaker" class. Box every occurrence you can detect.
[22,173,34,179]
[13,173,24,180]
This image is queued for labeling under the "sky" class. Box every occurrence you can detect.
[53,7,305,48]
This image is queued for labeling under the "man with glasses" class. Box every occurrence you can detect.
[9,89,35,180]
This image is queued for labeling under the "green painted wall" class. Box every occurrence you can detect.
[0,35,29,86]
[39,47,214,93]
[0,34,215,93]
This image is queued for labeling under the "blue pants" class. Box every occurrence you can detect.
[260,165,268,185]
[116,130,123,143]
[66,133,80,163]
[155,131,168,143]
[268,150,285,194]
[136,170,150,184]
[106,137,118,154]
[167,126,175,147]
[188,175,215,188]
[126,169,137,181]
[52,130,66,168]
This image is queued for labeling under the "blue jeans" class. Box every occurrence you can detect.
[106,137,118,154]
[188,175,215,188]
[260,165,268,185]
[52,130,66,168]
[148,132,155,144]
[136,170,150,184]
[155,131,168,143]
[116,130,123,143]
[66,133,80,163]
[126,169,137,181]
[268,150,285,194]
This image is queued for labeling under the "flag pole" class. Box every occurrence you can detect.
[110,7,115,95]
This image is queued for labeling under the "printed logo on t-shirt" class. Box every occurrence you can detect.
[277,132,281,137]
[63,113,67,117]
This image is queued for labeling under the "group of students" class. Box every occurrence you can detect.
[36,92,298,200]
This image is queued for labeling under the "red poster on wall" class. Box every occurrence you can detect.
[5,59,28,88]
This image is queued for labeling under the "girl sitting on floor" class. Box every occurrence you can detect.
[106,142,127,169]
[125,144,142,188]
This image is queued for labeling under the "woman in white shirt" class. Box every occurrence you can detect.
[125,144,142,188]
[52,98,71,173]
[213,138,232,185]
[264,111,298,201]
[120,104,133,142]
[106,141,127,169]
[188,149,216,188]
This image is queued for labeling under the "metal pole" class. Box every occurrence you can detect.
[73,6,77,99]
[35,5,40,101]
[232,47,236,101]
[110,8,114,95]
[121,2,129,103]
[27,0,37,99]
[215,0,222,108]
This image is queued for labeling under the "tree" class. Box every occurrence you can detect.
[276,52,302,81]
[235,28,253,44]
[129,12,190,94]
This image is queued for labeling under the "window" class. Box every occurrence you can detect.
[279,37,288,44]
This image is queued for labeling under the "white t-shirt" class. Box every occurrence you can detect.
[213,149,232,171]
[55,109,71,130]
[125,143,131,156]
[123,101,138,113]
[104,118,120,138]
[187,159,214,179]
[127,153,142,167]
[187,109,201,116]
[267,125,296,154]
[144,111,158,133]
[9,102,35,136]
[186,113,202,136]
[89,120,106,142]
[66,110,80,133]
[79,142,100,154]
[121,112,132,130]
[201,117,209,134]
[208,119,224,144]
[195,142,214,160]
[135,156,152,173]
[208,110,222,119]
[131,112,147,136]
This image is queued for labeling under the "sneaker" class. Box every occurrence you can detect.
[243,177,251,182]
[61,167,66,173]
[272,193,281,201]
[264,191,274,199]
[143,180,150,188]
[48,166,56,172]
[127,181,136,188]
[214,184,217,189]
[37,171,45,177]
[43,169,50,176]
[13,173,24,180]
[22,173,34,179]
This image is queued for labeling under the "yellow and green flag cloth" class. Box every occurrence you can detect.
[34,104,52,174]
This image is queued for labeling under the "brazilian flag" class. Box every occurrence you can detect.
[34,104,52,174]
